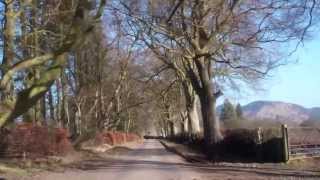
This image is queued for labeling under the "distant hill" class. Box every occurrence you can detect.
[217,101,320,125]
[308,107,320,120]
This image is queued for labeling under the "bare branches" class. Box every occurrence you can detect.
[114,0,319,143]
[0,0,107,127]
[167,0,184,23]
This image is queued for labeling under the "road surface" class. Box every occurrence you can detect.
[32,139,320,180]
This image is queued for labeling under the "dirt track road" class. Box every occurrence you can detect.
[32,140,320,180]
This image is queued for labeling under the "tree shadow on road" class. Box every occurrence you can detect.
[69,158,320,179]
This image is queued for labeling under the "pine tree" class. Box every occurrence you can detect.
[220,99,237,125]
[236,103,243,120]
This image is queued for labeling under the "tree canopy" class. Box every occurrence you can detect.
[0,0,319,145]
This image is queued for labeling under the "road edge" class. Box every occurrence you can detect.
[159,140,208,164]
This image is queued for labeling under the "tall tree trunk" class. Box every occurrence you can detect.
[126,111,132,133]
[40,95,46,121]
[178,111,186,133]
[56,78,64,125]
[199,93,221,145]
[195,58,223,145]
[168,121,175,137]
[48,87,55,121]
[181,111,188,133]
[1,1,15,100]
[187,97,201,133]
[19,1,32,123]
[60,69,67,127]
[181,79,201,134]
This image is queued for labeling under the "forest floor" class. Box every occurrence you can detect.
[1,139,320,180]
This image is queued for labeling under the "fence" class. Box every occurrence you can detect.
[203,126,286,162]
[220,125,320,162]
[167,125,318,162]
[287,127,320,159]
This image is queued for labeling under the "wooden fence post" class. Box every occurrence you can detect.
[281,124,289,162]
[256,127,263,161]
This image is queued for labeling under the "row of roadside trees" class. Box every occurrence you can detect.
[0,0,319,148]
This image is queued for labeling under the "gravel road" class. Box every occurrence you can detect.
[31,139,320,180]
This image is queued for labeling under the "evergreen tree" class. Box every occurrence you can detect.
[236,103,243,120]
[220,99,237,125]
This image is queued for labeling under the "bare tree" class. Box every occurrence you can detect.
[0,0,106,127]
[116,0,318,145]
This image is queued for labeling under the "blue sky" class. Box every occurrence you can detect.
[222,32,320,108]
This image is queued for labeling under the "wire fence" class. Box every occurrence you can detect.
[288,127,320,158]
